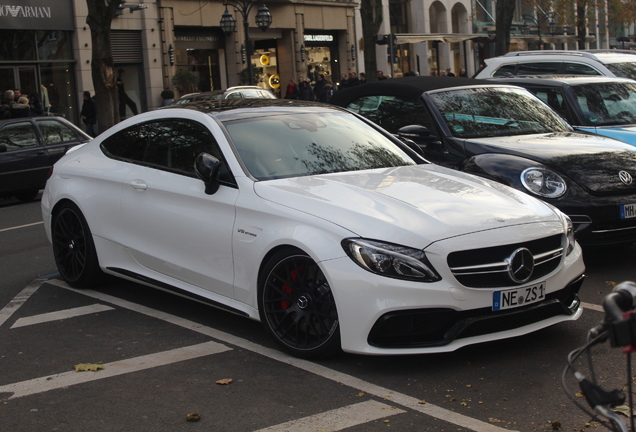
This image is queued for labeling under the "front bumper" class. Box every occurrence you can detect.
[321,225,586,355]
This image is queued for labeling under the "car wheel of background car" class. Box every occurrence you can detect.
[258,248,341,359]
[52,202,103,288]
[14,189,40,202]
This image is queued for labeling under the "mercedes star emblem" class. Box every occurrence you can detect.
[507,247,535,284]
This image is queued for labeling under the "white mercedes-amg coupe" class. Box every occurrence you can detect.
[42,99,585,358]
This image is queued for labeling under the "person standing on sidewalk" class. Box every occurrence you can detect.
[81,91,98,138]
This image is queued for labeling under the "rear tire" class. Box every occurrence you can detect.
[258,248,341,359]
[51,202,103,288]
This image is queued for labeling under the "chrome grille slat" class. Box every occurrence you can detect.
[447,235,563,288]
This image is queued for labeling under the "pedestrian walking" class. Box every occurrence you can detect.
[117,69,138,120]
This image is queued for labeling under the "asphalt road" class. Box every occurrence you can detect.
[0,195,633,432]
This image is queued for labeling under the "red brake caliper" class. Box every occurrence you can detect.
[280,266,302,310]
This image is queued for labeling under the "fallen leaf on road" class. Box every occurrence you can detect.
[74,363,104,372]
[613,405,633,416]
[186,412,200,422]
[216,378,233,385]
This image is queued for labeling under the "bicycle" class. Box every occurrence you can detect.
[564,281,636,432]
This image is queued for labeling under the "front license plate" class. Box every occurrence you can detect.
[493,282,545,311]
[620,203,636,219]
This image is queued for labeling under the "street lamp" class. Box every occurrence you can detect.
[522,12,557,50]
[220,0,272,85]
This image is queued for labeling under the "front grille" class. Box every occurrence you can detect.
[367,274,584,349]
[447,234,563,288]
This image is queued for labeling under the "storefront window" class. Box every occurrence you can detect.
[36,31,73,60]
[0,30,37,61]
[174,48,220,92]
[252,46,279,94]
[40,62,77,121]
[303,32,339,86]
[305,46,333,83]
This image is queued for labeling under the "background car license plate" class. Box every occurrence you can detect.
[620,203,636,219]
[493,282,545,311]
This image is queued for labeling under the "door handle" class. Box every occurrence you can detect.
[129,179,148,190]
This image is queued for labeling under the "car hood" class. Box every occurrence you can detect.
[464,132,636,196]
[576,125,636,147]
[253,164,560,248]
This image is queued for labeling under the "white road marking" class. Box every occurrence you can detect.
[0,221,43,233]
[0,341,230,400]
[253,400,405,432]
[10,304,115,329]
[0,280,42,328]
[582,302,604,313]
[46,278,516,432]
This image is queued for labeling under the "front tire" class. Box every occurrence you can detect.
[51,202,103,287]
[258,249,341,359]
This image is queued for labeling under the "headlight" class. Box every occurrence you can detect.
[520,167,567,198]
[342,238,441,282]
[563,214,576,255]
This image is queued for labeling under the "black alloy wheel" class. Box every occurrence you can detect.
[51,202,102,287]
[259,249,341,358]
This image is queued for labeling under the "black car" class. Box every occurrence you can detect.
[330,76,636,246]
[490,76,636,147]
[0,116,91,202]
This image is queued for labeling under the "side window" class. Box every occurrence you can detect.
[493,64,517,77]
[101,118,232,181]
[345,95,434,134]
[101,122,149,162]
[225,91,242,99]
[0,122,39,151]
[516,62,561,75]
[526,87,570,120]
[564,63,602,76]
[36,119,78,145]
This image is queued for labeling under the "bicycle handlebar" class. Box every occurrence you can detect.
[603,281,636,323]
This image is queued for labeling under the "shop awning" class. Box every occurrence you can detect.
[394,33,495,44]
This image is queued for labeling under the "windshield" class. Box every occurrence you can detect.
[571,81,636,126]
[429,87,571,138]
[605,62,636,80]
[223,111,416,180]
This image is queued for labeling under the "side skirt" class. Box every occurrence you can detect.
[106,267,250,317]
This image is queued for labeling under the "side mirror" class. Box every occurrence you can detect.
[0,144,6,153]
[398,125,431,142]
[195,153,221,195]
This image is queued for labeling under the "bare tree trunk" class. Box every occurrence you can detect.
[360,0,383,82]
[85,0,121,134]
[495,0,516,56]
[577,2,588,49]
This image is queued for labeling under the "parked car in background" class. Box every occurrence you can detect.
[490,76,636,147]
[171,86,276,105]
[0,116,91,202]
[474,50,636,79]
[330,76,636,246]
[42,99,585,358]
